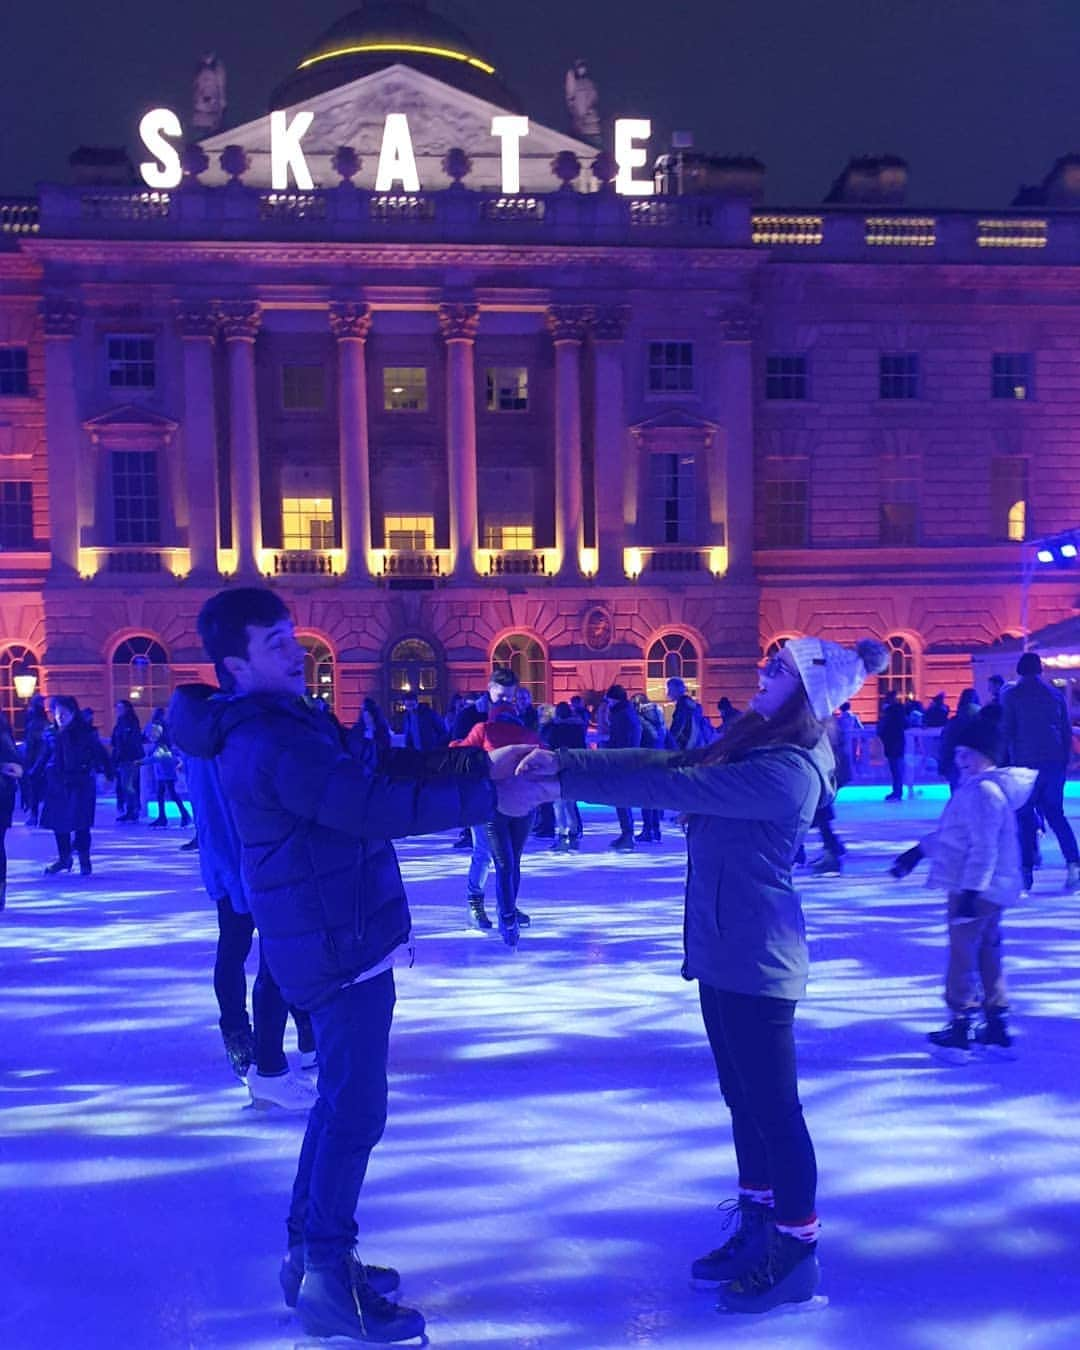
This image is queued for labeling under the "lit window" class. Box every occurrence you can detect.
[281,364,325,412]
[647,341,694,393]
[112,636,170,708]
[0,348,29,396]
[107,335,156,389]
[282,497,335,550]
[482,520,534,549]
[0,481,33,548]
[646,634,699,704]
[879,352,919,400]
[111,450,160,544]
[991,457,1028,541]
[384,514,435,549]
[649,452,696,544]
[300,638,335,708]
[492,634,546,706]
[879,456,919,545]
[765,354,809,400]
[878,635,916,700]
[991,353,1033,401]
[383,367,428,411]
[485,367,529,411]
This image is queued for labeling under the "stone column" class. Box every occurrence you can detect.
[591,305,631,582]
[220,302,263,576]
[547,306,589,581]
[720,307,755,578]
[438,302,480,580]
[330,302,373,581]
[176,304,221,579]
[41,299,83,578]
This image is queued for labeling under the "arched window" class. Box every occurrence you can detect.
[300,637,335,711]
[492,634,546,706]
[878,635,917,700]
[0,644,40,738]
[389,638,443,723]
[112,636,170,711]
[646,633,700,702]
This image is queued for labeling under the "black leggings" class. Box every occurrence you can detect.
[698,983,817,1225]
[482,812,531,920]
[54,828,91,862]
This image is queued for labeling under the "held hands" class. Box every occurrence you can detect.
[515,748,559,778]
[0,761,22,779]
[495,773,560,818]
[487,744,537,780]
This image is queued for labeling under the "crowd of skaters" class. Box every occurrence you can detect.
[2,608,1079,1336]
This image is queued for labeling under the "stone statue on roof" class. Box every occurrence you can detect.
[192,53,227,135]
[565,59,601,144]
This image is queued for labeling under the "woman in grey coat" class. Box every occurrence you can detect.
[518,636,887,1315]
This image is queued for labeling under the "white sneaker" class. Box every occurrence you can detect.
[299,1050,318,1072]
[246,1069,317,1112]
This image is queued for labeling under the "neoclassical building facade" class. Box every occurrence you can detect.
[1,6,1078,730]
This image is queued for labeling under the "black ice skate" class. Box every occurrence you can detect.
[221,1027,255,1079]
[973,1010,1015,1059]
[717,1225,824,1315]
[280,1245,400,1309]
[927,1014,973,1064]
[296,1257,424,1342]
[808,852,842,876]
[690,1196,771,1288]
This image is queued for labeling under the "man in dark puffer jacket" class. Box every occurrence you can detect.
[175,587,539,1344]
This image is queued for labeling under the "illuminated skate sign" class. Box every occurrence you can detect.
[137,109,654,196]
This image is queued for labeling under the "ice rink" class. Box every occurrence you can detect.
[2,789,1079,1349]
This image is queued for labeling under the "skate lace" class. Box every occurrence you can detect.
[348,1263,398,1321]
[705,1198,751,1258]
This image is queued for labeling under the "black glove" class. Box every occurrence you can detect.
[889,845,924,878]
[954,889,981,919]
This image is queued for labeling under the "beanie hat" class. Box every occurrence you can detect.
[784,637,890,719]
[605,684,627,702]
[953,716,1004,765]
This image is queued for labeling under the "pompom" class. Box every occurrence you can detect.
[856,638,889,676]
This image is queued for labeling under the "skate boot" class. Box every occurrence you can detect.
[690,1197,771,1288]
[43,856,73,876]
[718,1225,822,1315]
[467,895,493,930]
[221,1027,255,1079]
[1066,862,1080,894]
[280,1245,400,1310]
[514,907,530,927]
[498,911,520,949]
[973,1009,1015,1058]
[610,833,635,853]
[551,832,571,853]
[808,852,842,876]
[296,1256,425,1342]
[77,853,92,877]
[246,1069,317,1111]
[927,1014,973,1064]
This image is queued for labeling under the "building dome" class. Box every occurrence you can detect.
[270,2,522,111]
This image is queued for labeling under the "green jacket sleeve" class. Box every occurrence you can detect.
[558,746,819,820]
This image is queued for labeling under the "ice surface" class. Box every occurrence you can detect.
[2,790,1079,1349]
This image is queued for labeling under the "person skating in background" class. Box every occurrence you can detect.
[889,717,1035,1060]
[110,699,143,822]
[981,673,1007,728]
[350,697,392,766]
[401,692,448,751]
[716,696,742,730]
[632,691,665,842]
[1001,652,1080,894]
[877,689,907,802]
[40,695,99,878]
[835,701,862,785]
[182,587,538,1342]
[171,685,319,1113]
[516,635,889,1314]
[143,722,192,828]
[604,685,642,851]
[451,666,541,946]
[938,689,981,794]
[923,691,950,728]
[20,693,48,826]
[542,701,585,852]
[0,712,23,910]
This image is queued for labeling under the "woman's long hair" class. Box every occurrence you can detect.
[695,683,827,765]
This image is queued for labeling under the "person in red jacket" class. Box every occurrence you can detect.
[451,666,540,946]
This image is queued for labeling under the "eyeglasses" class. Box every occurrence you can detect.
[761,654,795,679]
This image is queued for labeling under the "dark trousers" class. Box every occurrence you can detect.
[0,826,6,885]
[1018,764,1079,870]
[54,828,90,862]
[288,970,395,1267]
[482,812,531,920]
[815,802,844,856]
[616,806,635,836]
[698,983,817,1225]
[945,892,1008,1013]
[154,782,191,825]
[886,755,904,798]
[639,808,661,838]
[213,894,313,1075]
[115,762,140,819]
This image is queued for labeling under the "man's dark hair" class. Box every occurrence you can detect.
[1016,651,1042,678]
[489,666,518,690]
[197,587,290,688]
[555,701,571,718]
[605,684,627,702]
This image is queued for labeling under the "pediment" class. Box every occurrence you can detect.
[83,405,178,444]
[630,409,721,442]
[198,64,598,192]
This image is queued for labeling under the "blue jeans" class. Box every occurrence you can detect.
[289,970,396,1268]
[466,825,492,898]
[698,983,817,1226]
[1017,763,1079,870]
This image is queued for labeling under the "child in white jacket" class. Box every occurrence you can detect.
[890,716,1035,1059]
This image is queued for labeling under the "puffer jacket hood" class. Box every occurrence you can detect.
[168,682,237,760]
[920,766,1036,907]
[982,766,1039,810]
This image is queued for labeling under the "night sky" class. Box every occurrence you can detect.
[3,0,1078,206]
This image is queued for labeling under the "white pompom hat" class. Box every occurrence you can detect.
[784,637,890,720]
